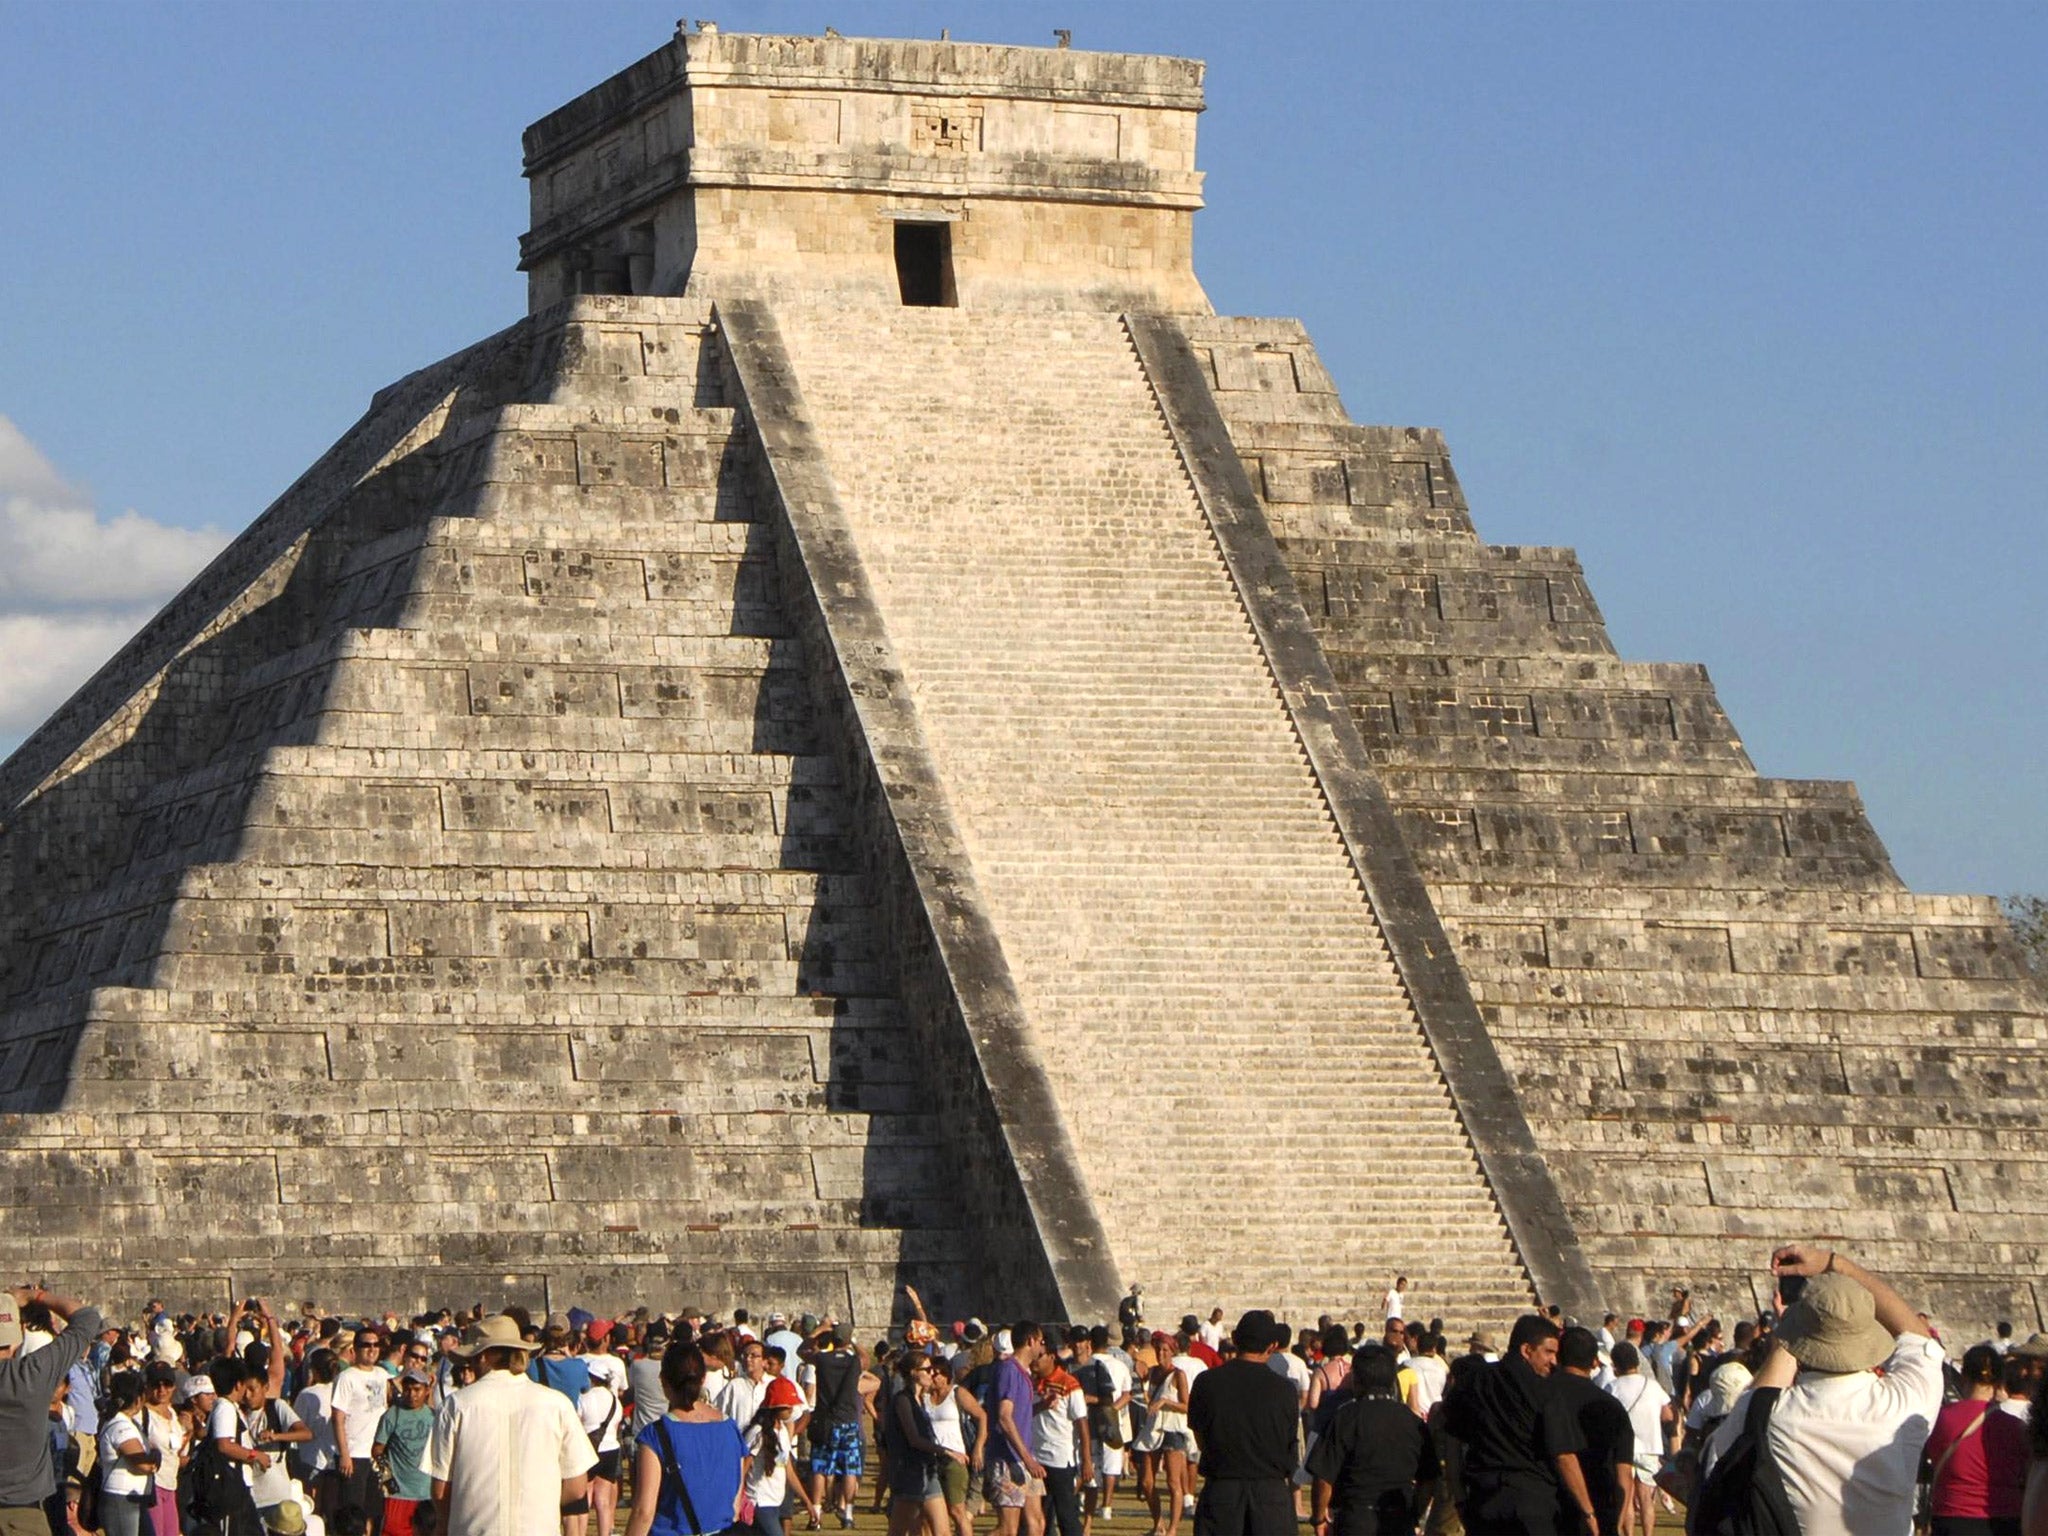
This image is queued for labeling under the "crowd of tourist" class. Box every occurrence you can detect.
[2,1245,2044,1536]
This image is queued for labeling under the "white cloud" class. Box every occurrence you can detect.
[0,417,228,742]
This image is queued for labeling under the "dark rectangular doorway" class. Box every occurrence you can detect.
[894,222,955,306]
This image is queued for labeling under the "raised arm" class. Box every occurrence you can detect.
[261,1306,286,1399]
[1772,1245,1924,1339]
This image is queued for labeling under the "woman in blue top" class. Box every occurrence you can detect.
[625,1342,749,1536]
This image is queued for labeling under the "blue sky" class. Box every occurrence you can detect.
[0,1,2041,897]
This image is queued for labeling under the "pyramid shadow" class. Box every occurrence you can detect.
[0,384,503,1109]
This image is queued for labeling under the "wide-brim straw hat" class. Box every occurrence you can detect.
[453,1314,539,1358]
[1776,1273,1895,1373]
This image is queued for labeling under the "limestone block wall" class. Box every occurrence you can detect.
[760,303,1537,1325]
[0,298,995,1321]
[1186,315,2048,1332]
[519,30,1208,313]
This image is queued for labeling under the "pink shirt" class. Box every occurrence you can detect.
[1926,1399,2029,1520]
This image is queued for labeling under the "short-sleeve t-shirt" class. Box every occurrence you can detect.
[1604,1375,1669,1478]
[1268,1350,1311,1402]
[985,1358,1037,1469]
[208,1400,258,1489]
[584,1354,628,1397]
[1030,1372,1089,1470]
[579,1384,623,1455]
[637,1416,747,1536]
[332,1366,392,1459]
[628,1357,668,1439]
[375,1404,435,1501]
[99,1413,154,1499]
[293,1383,336,1473]
[1305,1398,1440,1536]
[248,1398,304,1508]
[425,1372,598,1536]
[529,1355,592,1406]
[1545,1374,1632,1533]
[1926,1398,2029,1520]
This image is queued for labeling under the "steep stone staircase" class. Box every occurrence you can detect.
[768,306,1535,1322]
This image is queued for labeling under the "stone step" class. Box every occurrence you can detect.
[67,982,904,1026]
[1469,969,2035,1010]
[147,946,889,993]
[767,303,1533,1311]
[131,759,845,830]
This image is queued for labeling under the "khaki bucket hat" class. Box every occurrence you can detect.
[453,1314,539,1358]
[1776,1273,1896,1373]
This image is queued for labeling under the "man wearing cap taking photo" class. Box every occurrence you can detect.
[425,1314,595,1536]
[1706,1243,1943,1536]
[0,1283,103,1536]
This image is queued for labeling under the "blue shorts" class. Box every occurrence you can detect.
[809,1420,864,1477]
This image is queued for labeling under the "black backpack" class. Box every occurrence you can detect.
[186,1430,250,1526]
[1687,1388,1799,1536]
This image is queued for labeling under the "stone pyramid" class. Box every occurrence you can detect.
[0,28,2037,1332]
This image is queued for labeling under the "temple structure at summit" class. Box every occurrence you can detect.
[0,28,2039,1332]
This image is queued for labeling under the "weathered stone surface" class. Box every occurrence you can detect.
[1185,313,2048,1329]
[0,26,2035,1335]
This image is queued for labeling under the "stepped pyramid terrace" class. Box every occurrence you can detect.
[0,26,2040,1331]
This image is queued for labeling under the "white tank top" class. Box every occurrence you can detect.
[927,1388,966,1454]
[1147,1371,1188,1435]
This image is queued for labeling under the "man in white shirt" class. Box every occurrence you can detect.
[426,1314,595,1536]
[1708,1245,1943,1536]
[1265,1322,1311,1405]
[1073,1327,1133,1522]
[1602,1343,1668,1536]
[329,1329,392,1528]
[1383,1277,1407,1323]
[717,1336,772,1428]
[206,1361,274,1536]
[291,1350,339,1485]
[1028,1346,1092,1536]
